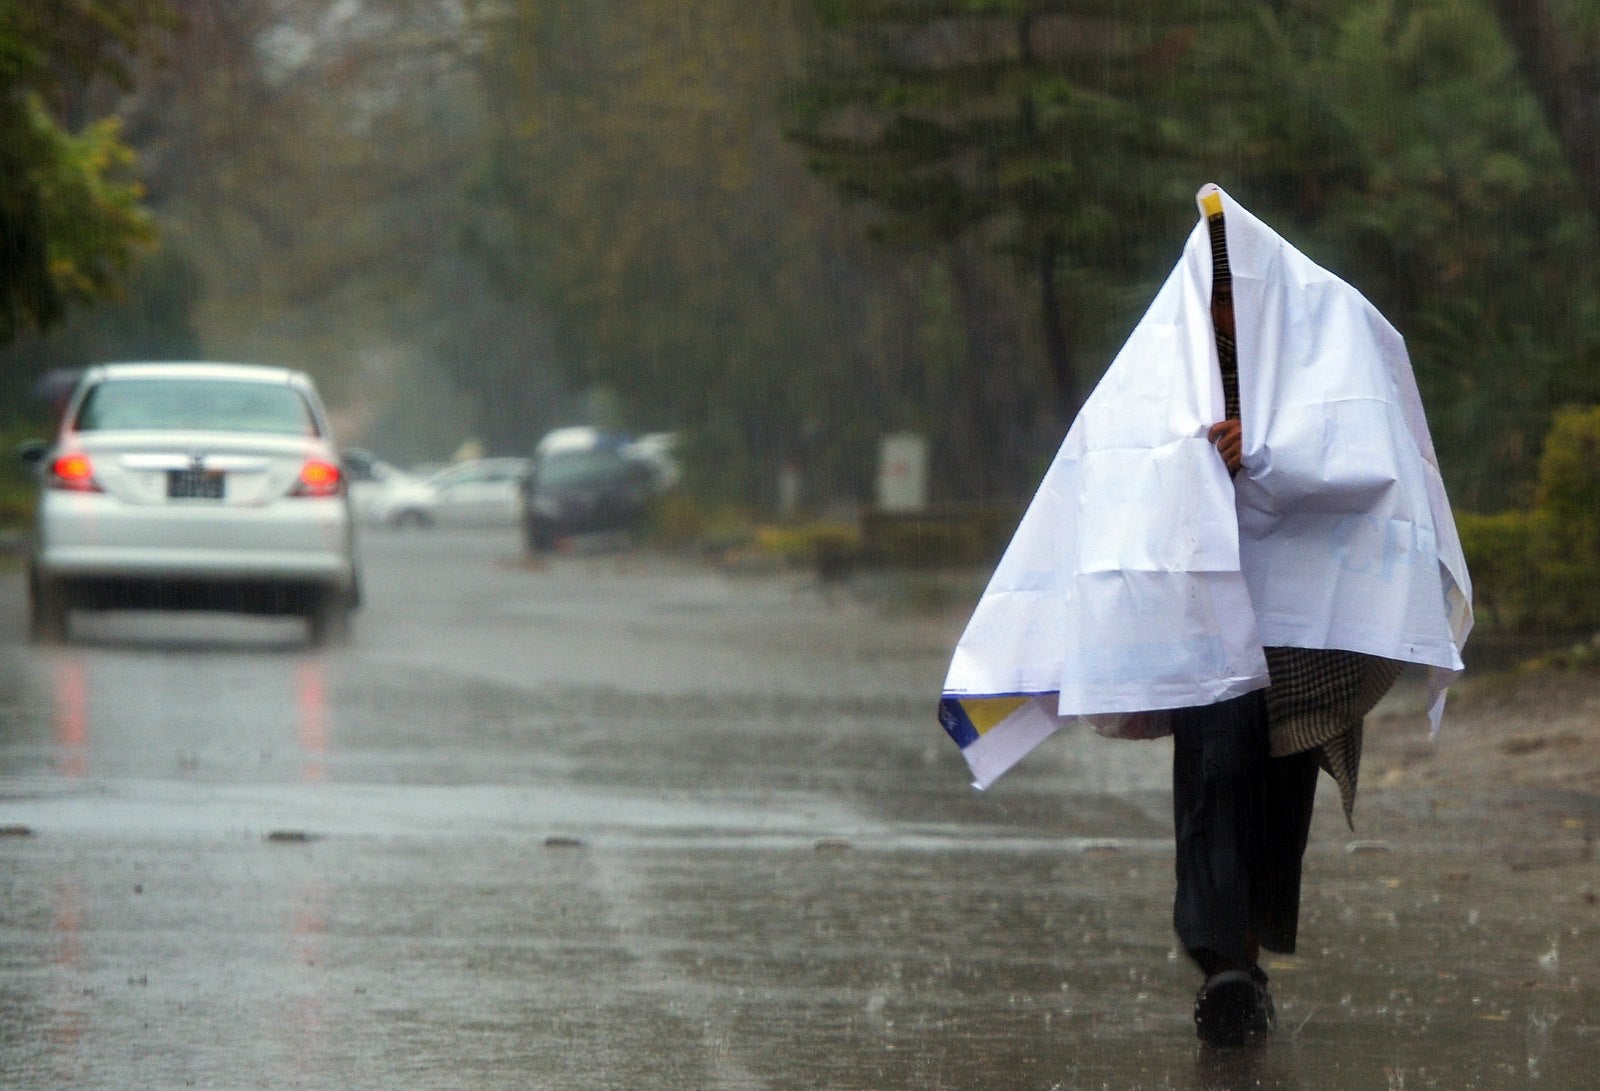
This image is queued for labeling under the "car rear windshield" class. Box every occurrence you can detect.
[73,378,319,436]
[537,449,632,488]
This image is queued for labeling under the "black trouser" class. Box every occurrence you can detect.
[1171,689,1321,974]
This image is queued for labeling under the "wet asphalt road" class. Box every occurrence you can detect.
[1,528,1596,1089]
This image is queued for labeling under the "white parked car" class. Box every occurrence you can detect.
[624,431,681,490]
[422,457,532,527]
[20,362,360,645]
[342,447,439,528]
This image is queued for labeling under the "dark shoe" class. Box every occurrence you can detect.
[1193,969,1275,1047]
[1248,963,1276,1028]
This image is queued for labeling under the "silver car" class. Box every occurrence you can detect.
[342,447,440,528]
[422,457,532,527]
[21,362,360,645]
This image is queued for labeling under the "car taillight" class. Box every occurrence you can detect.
[49,453,103,492]
[293,459,344,498]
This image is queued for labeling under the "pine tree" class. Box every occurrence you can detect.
[788,1,1253,415]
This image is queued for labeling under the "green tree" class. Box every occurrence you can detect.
[791,0,1600,509]
[118,1,491,415]
[0,0,175,343]
[1489,0,1600,230]
[1285,0,1600,508]
[788,0,1255,416]
[0,243,204,430]
[461,0,953,502]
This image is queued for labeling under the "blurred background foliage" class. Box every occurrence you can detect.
[3,0,1600,633]
[1458,405,1600,637]
[0,0,174,344]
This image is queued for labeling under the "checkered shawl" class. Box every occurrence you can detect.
[1263,648,1404,824]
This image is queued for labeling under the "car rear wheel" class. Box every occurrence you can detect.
[28,574,70,644]
[306,587,353,647]
[524,515,555,555]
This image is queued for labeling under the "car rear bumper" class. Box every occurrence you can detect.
[33,494,356,589]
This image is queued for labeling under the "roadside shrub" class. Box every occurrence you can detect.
[1536,405,1600,519]
[644,489,708,549]
[0,425,44,531]
[1461,404,1600,636]
[1529,405,1600,631]
[1456,508,1542,631]
[0,492,32,527]
[861,504,1023,569]
[752,522,861,571]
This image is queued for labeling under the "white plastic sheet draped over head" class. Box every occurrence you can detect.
[939,184,1473,789]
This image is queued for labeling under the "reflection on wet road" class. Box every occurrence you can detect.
[1,530,1595,1088]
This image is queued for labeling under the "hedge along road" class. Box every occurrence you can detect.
[0,527,1596,1090]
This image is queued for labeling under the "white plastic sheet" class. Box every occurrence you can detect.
[940,184,1473,788]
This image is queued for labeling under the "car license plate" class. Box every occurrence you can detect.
[168,468,225,500]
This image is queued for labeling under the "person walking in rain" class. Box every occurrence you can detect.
[938,184,1472,1046]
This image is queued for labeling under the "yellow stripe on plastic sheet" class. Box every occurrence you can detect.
[961,696,1029,737]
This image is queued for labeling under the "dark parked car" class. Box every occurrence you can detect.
[519,440,658,553]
